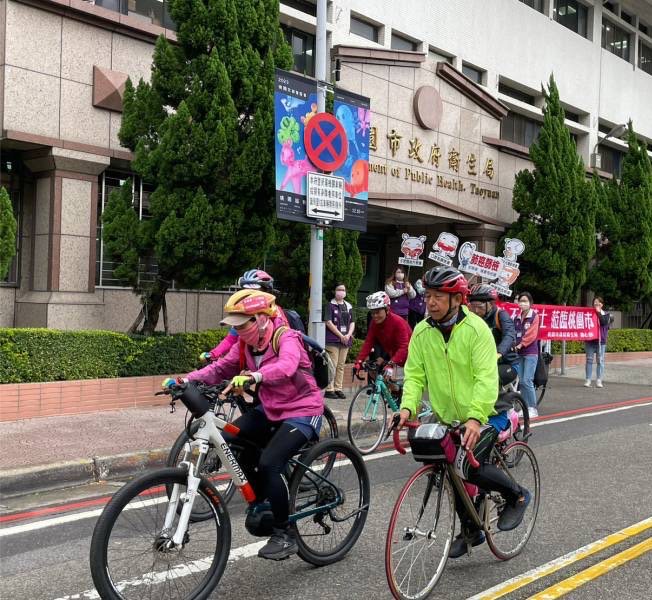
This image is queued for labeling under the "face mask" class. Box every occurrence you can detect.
[518,302,530,312]
[238,320,260,346]
[395,273,405,281]
[335,290,346,300]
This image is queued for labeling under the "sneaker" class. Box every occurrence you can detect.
[596,380,603,388]
[448,529,485,559]
[258,527,298,561]
[515,409,524,419]
[336,390,347,399]
[497,490,531,531]
[324,391,338,399]
[583,379,591,387]
[528,407,538,418]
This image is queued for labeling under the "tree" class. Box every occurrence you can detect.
[0,186,17,281]
[102,0,292,334]
[501,75,596,305]
[588,122,652,309]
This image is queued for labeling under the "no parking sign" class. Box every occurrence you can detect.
[304,113,348,172]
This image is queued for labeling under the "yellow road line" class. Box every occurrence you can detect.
[467,516,652,600]
[527,536,652,599]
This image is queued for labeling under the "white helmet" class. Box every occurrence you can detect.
[366,291,390,310]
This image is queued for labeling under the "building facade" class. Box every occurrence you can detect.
[1,0,651,330]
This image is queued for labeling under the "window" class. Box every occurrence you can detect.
[564,109,581,122]
[280,0,317,17]
[281,25,315,76]
[498,82,535,105]
[620,11,632,25]
[553,0,588,38]
[639,21,649,37]
[519,0,544,13]
[428,49,452,64]
[599,146,625,176]
[640,42,652,75]
[501,112,542,148]
[350,15,379,43]
[391,33,417,52]
[603,2,617,14]
[96,172,157,287]
[462,63,484,84]
[93,0,176,30]
[602,19,630,61]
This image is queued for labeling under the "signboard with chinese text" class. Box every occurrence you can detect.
[428,231,459,266]
[398,233,426,267]
[458,242,503,281]
[499,303,600,341]
[489,238,525,297]
[306,173,344,221]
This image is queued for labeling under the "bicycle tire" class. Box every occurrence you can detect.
[289,439,370,566]
[295,405,339,491]
[90,467,231,600]
[385,465,455,600]
[485,442,540,560]
[347,385,387,454]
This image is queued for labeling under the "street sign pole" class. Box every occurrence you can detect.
[308,0,327,346]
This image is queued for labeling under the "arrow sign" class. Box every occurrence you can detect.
[313,208,342,216]
[306,172,345,222]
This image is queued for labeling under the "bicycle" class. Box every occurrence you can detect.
[166,383,339,515]
[384,416,540,600]
[535,351,553,407]
[90,381,370,600]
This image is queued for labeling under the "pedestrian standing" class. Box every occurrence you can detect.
[408,276,427,330]
[385,266,416,321]
[584,296,610,388]
[513,291,540,418]
[324,283,355,399]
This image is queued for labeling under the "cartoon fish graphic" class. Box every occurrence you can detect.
[345,159,369,198]
[280,96,305,113]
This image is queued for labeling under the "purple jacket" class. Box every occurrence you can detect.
[597,311,610,344]
[325,299,353,346]
[187,328,323,421]
[386,281,415,317]
[409,279,426,315]
[514,310,540,356]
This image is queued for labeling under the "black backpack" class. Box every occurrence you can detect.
[283,309,306,334]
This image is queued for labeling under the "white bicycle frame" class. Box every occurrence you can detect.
[161,411,254,547]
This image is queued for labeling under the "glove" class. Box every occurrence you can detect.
[199,352,211,363]
[231,375,252,388]
[354,361,363,372]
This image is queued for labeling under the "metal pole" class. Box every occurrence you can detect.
[308,0,327,346]
[561,340,566,375]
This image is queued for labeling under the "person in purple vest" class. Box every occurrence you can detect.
[584,296,611,388]
[324,283,355,399]
[408,276,427,330]
[513,291,540,418]
[385,266,416,321]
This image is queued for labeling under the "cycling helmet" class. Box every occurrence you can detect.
[238,269,275,291]
[221,289,277,326]
[468,283,498,302]
[422,266,469,297]
[366,291,390,310]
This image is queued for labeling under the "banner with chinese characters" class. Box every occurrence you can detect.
[398,233,426,267]
[489,238,525,297]
[458,241,503,280]
[428,232,459,266]
[499,303,600,341]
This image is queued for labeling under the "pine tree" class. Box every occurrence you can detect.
[0,186,18,281]
[588,122,652,309]
[102,0,292,334]
[502,75,596,305]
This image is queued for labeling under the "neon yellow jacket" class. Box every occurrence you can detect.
[401,306,498,425]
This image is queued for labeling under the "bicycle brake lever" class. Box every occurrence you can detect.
[169,399,176,414]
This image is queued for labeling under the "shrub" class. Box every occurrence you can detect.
[550,329,652,354]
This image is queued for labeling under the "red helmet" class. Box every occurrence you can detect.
[423,266,469,298]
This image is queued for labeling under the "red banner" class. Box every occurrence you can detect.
[498,303,600,341]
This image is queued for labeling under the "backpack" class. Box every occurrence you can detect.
[284,309,306,334]
[533,351,553,387]
[272,326,335,389]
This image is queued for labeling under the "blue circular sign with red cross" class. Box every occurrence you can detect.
[304,113,348,172]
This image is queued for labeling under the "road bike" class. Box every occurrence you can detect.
[385,417,540,600]
[90,381,370,600]
[166,382,339,516]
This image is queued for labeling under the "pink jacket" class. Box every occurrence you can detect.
[187,328,323,422]
[208,308,290,360]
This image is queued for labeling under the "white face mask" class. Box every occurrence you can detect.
[518,301,530,312]
[395,272,405,281]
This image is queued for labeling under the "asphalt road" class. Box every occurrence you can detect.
[1,384,651,600]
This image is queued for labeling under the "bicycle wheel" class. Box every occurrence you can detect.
[485,442,540,560]
[166,426,237,516]
[502,393,530,468]
[347,385,388,454]
[90,467,231,600]
[289,439,370,566]
[385,465,455,600]
[322,405,339,440]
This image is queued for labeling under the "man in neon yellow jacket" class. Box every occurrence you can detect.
[398,266,530,558]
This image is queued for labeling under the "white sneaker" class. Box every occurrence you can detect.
[528,407,539,418]
[596,380,603,388]
[583,379,591,387]
[515,409,524,419]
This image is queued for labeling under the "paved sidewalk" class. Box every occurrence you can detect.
[1,359,650,504]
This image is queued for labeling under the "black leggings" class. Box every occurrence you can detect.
[453,426,524,530]
[224,409,309,528]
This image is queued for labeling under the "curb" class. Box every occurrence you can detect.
[0,448,170,500]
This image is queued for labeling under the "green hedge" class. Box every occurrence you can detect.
[551,329,652,354]
[0,328,228,383]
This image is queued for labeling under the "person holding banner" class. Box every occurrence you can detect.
[584,296,611,388]
[385,267,416,321]
[513,292,540,418]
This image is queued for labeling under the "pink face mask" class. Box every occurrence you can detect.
[335,290,346,300]
[238,320,260,346]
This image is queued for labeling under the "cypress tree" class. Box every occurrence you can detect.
[0,186,17,281]
[502,75,596,304]
[588,122,652,309]
[102,0,292,334]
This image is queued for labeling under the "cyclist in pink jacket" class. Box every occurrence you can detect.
[186,289,322,561]
[200,269,289,363]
